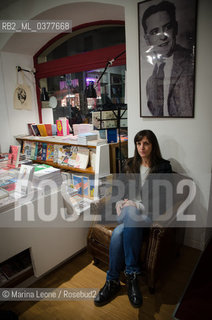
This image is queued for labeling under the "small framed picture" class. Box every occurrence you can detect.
[138,0,197,117]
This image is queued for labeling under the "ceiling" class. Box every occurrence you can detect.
[1,2,125,56]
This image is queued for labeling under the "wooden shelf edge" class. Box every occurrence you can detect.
[16,137,96,148]
[33,160,95,174]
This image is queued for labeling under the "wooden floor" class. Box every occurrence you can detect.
[0,246,201,320]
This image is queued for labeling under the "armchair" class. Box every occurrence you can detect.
[87,173,188,292]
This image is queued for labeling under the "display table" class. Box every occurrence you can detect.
[0,184,93,285]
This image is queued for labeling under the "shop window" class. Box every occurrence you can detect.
[39,64,126,126]
[35,22,126,126]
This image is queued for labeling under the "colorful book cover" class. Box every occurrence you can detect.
[57,118,69,136]
[36,142,43,160]
[89,178,95,199]
[61,146,70,166]
[82,176,89,197]
[8,145,20,168]
[52,124,57,136]
[107,128,117,143]
[41,143,47,161]
[37,124,47,136]
[30,142,37,160]
[44,124,52,136]
[31,124,40,136]
[46,144,54,162]
[28,123,35,136]
[23,141,31,159]
[56,120,63,136]
[72,174,83,195]
[68,146,78,167]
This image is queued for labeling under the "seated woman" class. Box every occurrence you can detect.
[94,129,172,308]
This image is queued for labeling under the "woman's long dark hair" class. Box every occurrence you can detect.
[125,130,162,173]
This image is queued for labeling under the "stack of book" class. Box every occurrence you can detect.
[32,164,62,188]
[78,132,98,145]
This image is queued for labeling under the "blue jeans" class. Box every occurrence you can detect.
[106,205,151,281]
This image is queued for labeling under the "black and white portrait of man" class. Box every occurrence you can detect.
[138,0,197,117]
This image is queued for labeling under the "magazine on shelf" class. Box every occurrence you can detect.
[74,147,89,169]
[41,143,47,161]
[23,141,32,159]
[46,144,54,162]
[68,146,78,167]
[30,142,37,160]
[58,146,71,166]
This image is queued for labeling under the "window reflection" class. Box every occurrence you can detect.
[39,65,126,126]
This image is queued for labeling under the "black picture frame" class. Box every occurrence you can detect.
[138,0,197,118]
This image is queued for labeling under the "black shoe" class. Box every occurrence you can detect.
[126,273,143,308]
[94,280,121,307]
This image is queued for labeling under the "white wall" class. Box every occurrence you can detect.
[0,52,39,150]
[0,0,211,250]
[126,0,212,250]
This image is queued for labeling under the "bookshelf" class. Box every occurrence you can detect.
[16,136,110,198]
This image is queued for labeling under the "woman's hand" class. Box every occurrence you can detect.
[122,200,137,208]
[116,199,137,216]
[116,199,128,216]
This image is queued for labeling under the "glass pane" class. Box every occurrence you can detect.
[39,65,126,126]
[38,25,125,63]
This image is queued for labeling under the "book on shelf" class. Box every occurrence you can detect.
[46,144,54,162]
[72,174,83,195]
[52,124,57,136]
[30,142,37,160]
[27,123,35,136]
[37,124,48,136]
[107,128,117,143]
[74,147,89,170]
[36,142,43,160]
[68,146,78,167]
[23,141,31,159]
[8,145,21,168]
[89,150,96,171]
[58,146,71,166]
[82,176,90,197]
[56,118,69,136]
[41,143,47,161]
[31,125,40,136]
[72,174,93,198]
[44,124,52,136]
[77,132,98,145]
[31,124,41,136]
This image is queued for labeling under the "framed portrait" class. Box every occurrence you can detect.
[138,0,197,118]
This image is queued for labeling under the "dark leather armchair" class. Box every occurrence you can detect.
[87,173,188,292]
